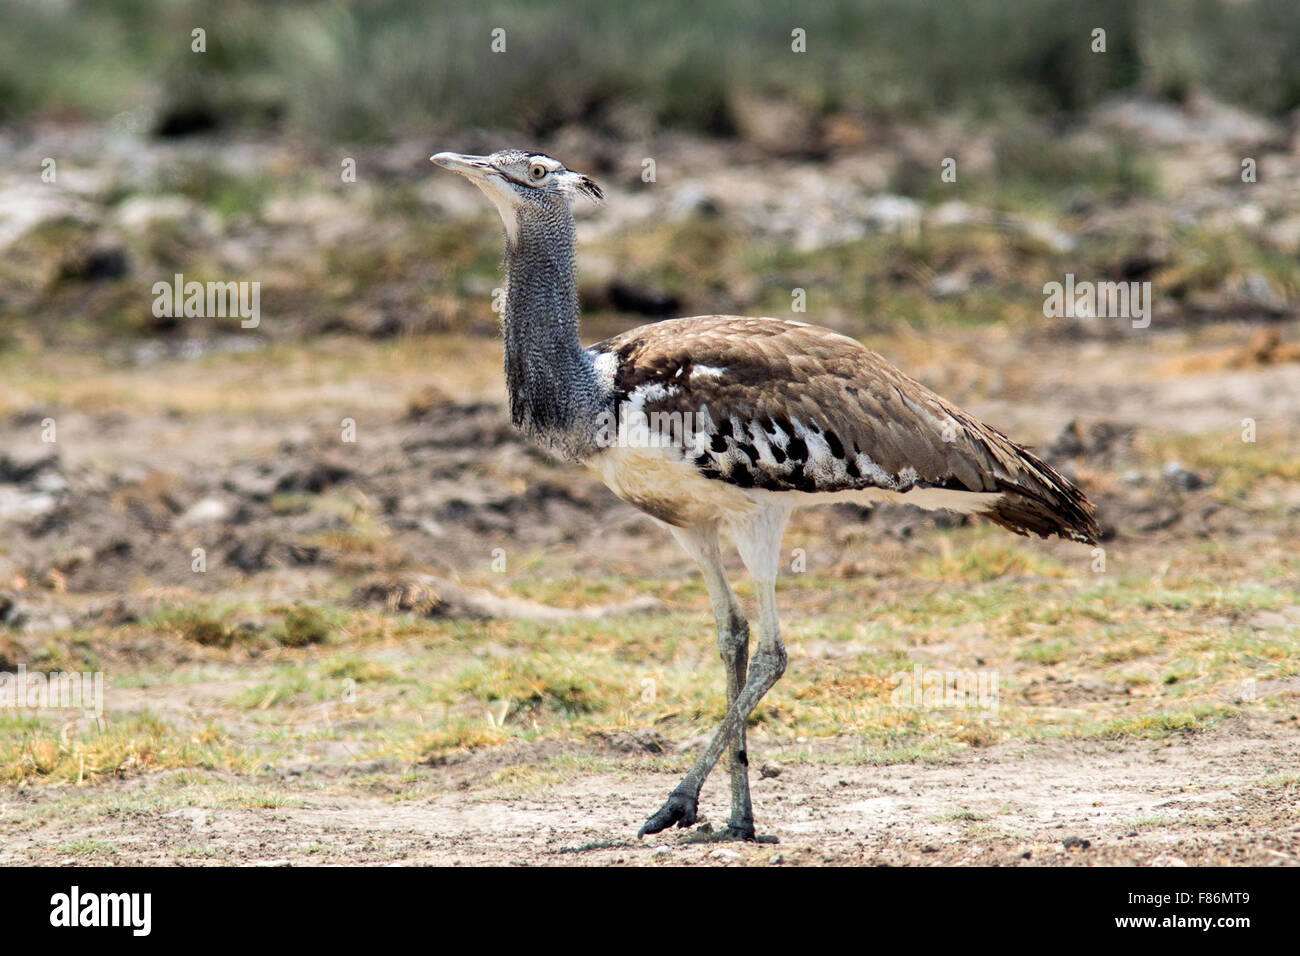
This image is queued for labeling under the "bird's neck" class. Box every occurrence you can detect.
[501,209,603,458]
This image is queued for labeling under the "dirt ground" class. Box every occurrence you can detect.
[1,110,1298,866]
[2,722,1296,866]
[0,323,1296,866]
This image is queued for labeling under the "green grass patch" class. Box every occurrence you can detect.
[0,713,249,785]
[1094,705,1234,740]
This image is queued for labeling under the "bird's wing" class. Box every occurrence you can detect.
[589,316,1099,544]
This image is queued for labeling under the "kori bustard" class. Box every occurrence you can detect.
[432,148,1099,840]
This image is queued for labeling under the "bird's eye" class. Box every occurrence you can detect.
[529,163,548,181]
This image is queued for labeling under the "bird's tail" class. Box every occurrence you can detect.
[983,446,1101,545]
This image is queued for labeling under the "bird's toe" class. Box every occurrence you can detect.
[637,790,698,837]
[720,822,757,842]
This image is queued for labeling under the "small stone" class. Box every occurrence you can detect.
[759,760,782,779]
[177,497,231,527]
[650,846,670,858]
[930,271,970,297]
[710,848,741,862]
[667,186,719,218]
[1161,461,1206,491]
[1063,835,1092,850]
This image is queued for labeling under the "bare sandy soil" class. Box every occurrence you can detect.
[2,721,1296,866]
[1,111,1298,866]
[1,322,1296,866]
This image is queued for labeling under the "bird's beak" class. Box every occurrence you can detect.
[430,151,495,180]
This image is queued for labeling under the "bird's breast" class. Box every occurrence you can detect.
[586,443,757,528]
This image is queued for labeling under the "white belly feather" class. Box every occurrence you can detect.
[587,443,1003,528]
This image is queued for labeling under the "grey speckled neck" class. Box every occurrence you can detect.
[501,205,605,460]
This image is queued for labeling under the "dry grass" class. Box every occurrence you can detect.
[3,520,1293,790]
[1,713,249,786]
[0,335,503,418]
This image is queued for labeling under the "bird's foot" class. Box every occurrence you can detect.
[637,789,698,837]
[720,822,756,842]
[681,824,779,844]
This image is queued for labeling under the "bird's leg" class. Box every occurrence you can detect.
[638,580,784,839]
[718,606,754,839]
[640,509,788,840]
[698,543,754,839]
[649,526,753,836]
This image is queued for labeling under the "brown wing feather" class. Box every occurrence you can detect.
[591,316,1100,544]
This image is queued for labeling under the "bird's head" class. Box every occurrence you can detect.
[430,148,602,242]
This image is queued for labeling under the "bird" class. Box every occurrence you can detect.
[431,147,1100,841]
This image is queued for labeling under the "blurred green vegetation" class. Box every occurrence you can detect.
[4,195,1296,350]
[1,0,1297,141]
